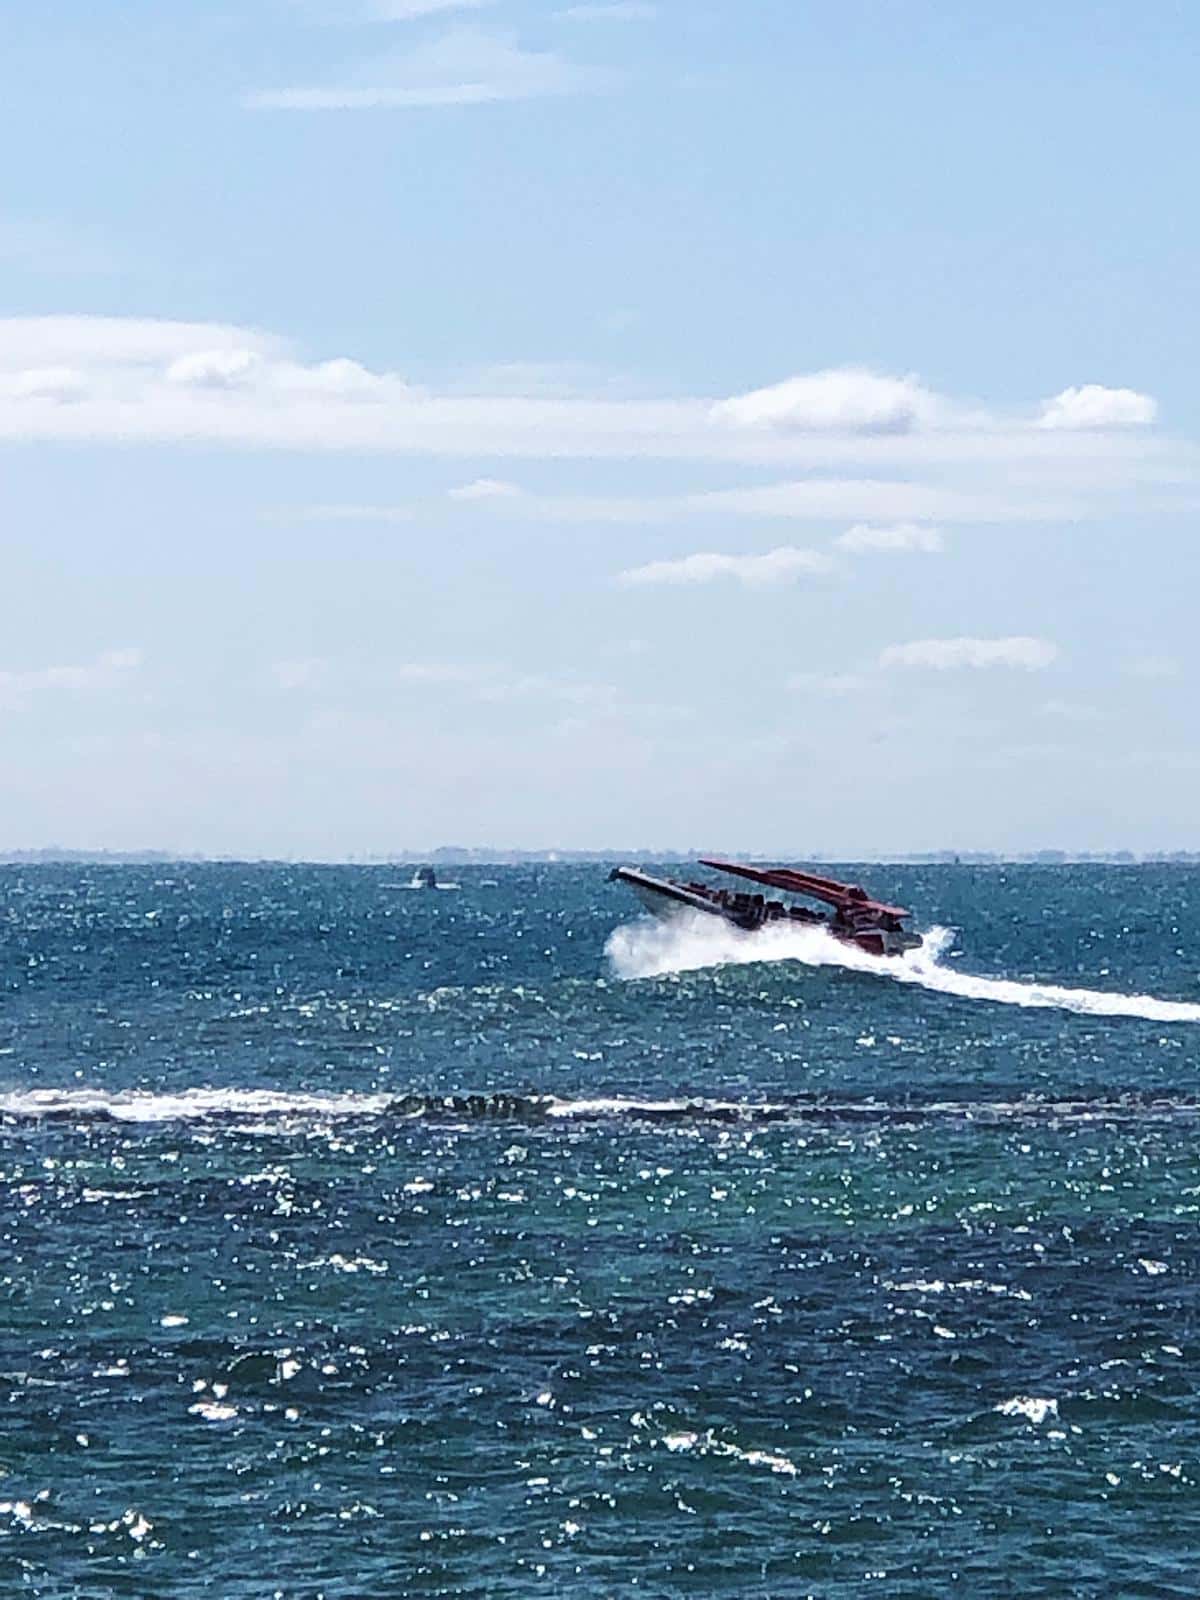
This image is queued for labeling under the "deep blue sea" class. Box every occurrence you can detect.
[2,862,1200,1597]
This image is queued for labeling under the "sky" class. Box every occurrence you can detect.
[1,0,1198,858]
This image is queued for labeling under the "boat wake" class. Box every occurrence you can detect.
[605,914,1200,1024]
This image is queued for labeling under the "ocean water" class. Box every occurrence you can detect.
[2,861,1199,1597]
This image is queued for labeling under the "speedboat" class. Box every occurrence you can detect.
[608,857,921,958]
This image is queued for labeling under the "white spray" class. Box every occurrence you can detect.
[605,913,1200,1024]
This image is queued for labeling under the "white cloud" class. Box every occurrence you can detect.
[835,521,943,553]
[4,366,88,403]
[448,477,522,500]
[0,316,278,370]
[619,546,832,587]
[1039,384,1157,430]
[167,349,263,388]
[276,357,382,395]
[879,637,1058,671]
[248,26,593,110]
[713,368,938,434]
[0,648,142,709]
[0,315,1190,534]
[164,349,381,396]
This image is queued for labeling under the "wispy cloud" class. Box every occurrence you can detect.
[619,547,832,587]
[448,477,522,500]
[879,637,1057,670]
[690,481,1064,524]
[247,26,595,110]
[0,316,1188,530]
[273,655,617,709]
[0,648,142,709]
[270,480,1076,528]
[834,522,944,553]
[1039,384,1157,430]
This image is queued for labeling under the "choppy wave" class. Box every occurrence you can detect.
[605,914,1200,1024]
[3,1085,1199,1129]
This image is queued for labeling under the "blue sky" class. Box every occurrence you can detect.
[1,1,1197,856]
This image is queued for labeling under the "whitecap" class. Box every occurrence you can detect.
[188,1401,238,1422]
[995,1396,1058,1425]
[0,1086,394,1124]
[661,1432,699,1452]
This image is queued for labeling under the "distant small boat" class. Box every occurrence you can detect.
[381,866,461,892]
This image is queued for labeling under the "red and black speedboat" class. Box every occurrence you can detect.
[609,858,922,959]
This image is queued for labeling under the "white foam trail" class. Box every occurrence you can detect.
[0,1087,393,1124]
[605,913,1200,1024]
[545,1095,762,1119]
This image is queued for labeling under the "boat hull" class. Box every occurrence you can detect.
[609,866,921,959]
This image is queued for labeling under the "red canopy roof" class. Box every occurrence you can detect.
[698,858,910,921]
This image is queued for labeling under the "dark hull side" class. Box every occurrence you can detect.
[609,867,921,960]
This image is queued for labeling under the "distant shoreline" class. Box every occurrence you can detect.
[3,850,1199,867]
